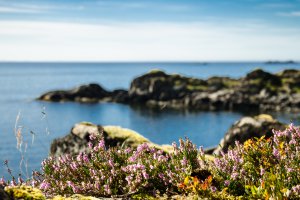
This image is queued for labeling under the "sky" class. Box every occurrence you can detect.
[0,0,300,62]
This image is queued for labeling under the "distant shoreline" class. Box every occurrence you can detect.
[0,60,299,64]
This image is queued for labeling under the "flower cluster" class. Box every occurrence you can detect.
[35,137,201,197]
[1,125,299,199]
[212,124,300,199]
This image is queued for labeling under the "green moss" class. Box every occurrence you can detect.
[254,114,274,122]
[292,87,300,93]
[148,69,164,74]
[79,122,94,126]
[175,80,184,86]
[223,79,240,88]
[265,82,279,92]
[5,186,45,200]
[186,84,208,91]
[103,126,150,147]
[248,78,262,85]
[281,78,293,84]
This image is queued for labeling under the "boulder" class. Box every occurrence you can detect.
[50,122,172,157]
[129,70,191,102]
[4,185,45,200]
[213,114,287,155]
[38,83,109,102]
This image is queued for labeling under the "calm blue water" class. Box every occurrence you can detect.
[1,62,300,179]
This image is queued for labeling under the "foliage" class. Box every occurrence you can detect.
[213,124,300,199]
[1,125,300,199]
[35,136,201,197]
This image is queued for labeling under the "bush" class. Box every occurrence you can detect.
[37,136,202,197]
[1,125,300,199]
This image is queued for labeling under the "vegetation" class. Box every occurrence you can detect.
[1,125,300,199]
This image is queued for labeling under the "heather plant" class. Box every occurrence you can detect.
[213,124,300,199]
[1,124,300,199]
[36,135,202,197]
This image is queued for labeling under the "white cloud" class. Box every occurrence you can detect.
[0,6,43,13]
[0,20,299,61]
[277,11,300,17]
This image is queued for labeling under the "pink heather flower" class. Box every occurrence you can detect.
[108,159,114,168]
[10,179,17,187]
[31,180,36,187]
[125,175,133,185]
[17,176,24,184]
[210,186,217,192]
[230,172,239,180]
[88,142,93,149]
[180,157,188,166]
[95,182,100,190]
[98,139,105,150]
[93,146,99,151]
[76,153,82,162]
[83,154,89,163]
[70,162,78,170]
[142,171,149,179]
[224,180,230,186]
[273,148,280,160]
[0,177,6,186]
[89,134,96,140]
[292,185,300,195]
[40,181,50,190]
[287,168,294,173]
[158,173,164,179]
[158,155,166,162]
[172,142,177,149]
[125,148,131,154]
[137,143,149,152]
[260,167,265,176]
[104,184,111,195]
[128,155,137,162]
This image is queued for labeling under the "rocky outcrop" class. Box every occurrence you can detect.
[213,114,287,155]
[38,69,300,112]
[38,83,129,103]
[50,122,172,157]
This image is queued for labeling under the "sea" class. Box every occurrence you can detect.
[0,62,300,180]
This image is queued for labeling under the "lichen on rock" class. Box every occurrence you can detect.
[5,185,46,200]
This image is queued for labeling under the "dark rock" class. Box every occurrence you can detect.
[265,60,296,64]
[0,186,11,200]
[38,68,300,112]
[129,70,191,102]
[213,114,286,155]
[50,122,171,157]
[38,83,109,102]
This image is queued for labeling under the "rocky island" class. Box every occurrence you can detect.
[38,68,300,112]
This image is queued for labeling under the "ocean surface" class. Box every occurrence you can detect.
[1,62,300,179]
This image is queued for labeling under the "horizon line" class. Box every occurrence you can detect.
[0,60,298,64]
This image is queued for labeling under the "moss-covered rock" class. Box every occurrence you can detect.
[38,68,300,112]
[5,185,45,200]
[213,114,287,155]
[50,122,173,157]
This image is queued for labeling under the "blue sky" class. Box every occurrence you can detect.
[0,0,300,61]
